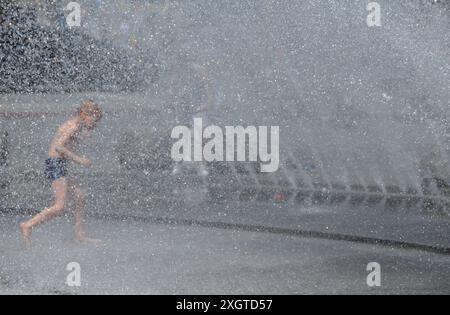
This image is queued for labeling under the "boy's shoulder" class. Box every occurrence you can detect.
[58,118,79,134]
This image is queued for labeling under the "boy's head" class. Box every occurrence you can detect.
[77,100,102,130]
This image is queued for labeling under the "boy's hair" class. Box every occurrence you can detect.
[77,100,103,122]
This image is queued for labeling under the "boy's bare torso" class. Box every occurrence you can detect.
[48,117,91,167]
[49,118,78,157]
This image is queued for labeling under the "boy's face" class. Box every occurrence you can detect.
[81,114,99,130]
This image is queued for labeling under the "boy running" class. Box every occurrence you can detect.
[20,100,102,247]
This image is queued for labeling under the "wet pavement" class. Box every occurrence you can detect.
[1,213,449,295]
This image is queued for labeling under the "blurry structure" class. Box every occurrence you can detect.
[0,0,449,222]
[0,130,8,167]
[0,2,155,93]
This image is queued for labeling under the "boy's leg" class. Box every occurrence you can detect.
[69,179,100,244]
[20,178,68,247]
[71,181,87,241]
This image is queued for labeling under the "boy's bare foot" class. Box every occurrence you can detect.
[20,222,32,248]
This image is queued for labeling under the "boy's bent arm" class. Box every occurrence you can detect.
[55,145,89,165]
[54,121,90,166]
